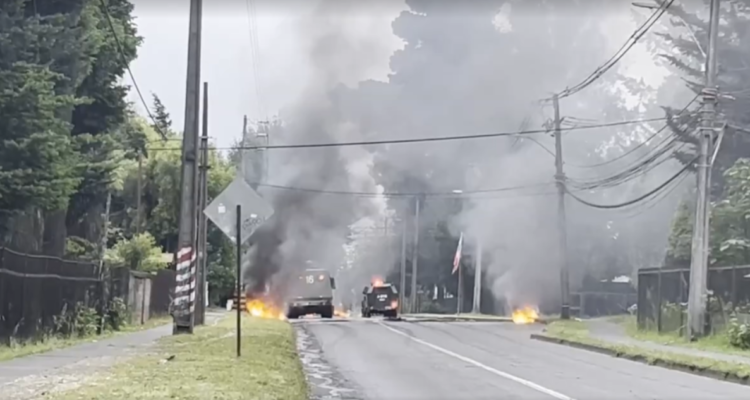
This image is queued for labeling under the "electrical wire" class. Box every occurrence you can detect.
[567,109,700,190]
[253,182,555,198]
[565,155,697,209]
[98,0,168,141]
[146,116,667,152]
[620,167,690,218]
[553,0,674,100]
[572,94,700,169]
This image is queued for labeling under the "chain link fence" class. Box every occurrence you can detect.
[637,265,750,334]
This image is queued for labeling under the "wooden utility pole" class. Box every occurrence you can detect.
[136,152,143,234]
[173,0,203,335]
[687,0,720,339]
[195,82,209,326]
[552,93,571,320]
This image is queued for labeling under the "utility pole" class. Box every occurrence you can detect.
[552,93,571,320]
[399,217,407,311]
[195,82,209,326]
[136,152,143,234]
[173,0,203,335]
[472,237,482,314]
[410,196,421,313]
[688,0,720,339]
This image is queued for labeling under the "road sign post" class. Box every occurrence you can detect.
[236,204,242,358]
[203,176,273,357]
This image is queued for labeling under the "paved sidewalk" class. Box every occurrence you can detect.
[0,324,171,385]
[0,311,225,386]
[584,318,750,365]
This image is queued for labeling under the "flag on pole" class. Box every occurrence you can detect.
[452,232,464,275]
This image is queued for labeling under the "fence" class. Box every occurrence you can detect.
[0,247,102,342]
[637,265,750,333]
[0,247,175,343]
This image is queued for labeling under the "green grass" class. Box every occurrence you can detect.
[543,319,750,378]
[610,315,750,358]
[0,316,172,362]
[45,315,308,400]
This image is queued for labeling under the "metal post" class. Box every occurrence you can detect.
[410,196,421,314]
[472,237,482,314]
[195,82,209,325]
[552,93,571,319]
[457,261,462,315]
[236,204,242,357]
[173,0,203,335]
[399,217,407,311]
[687,0,720,340]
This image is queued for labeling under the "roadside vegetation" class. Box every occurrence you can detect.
[45,316,307,400]
[543,319,750,379]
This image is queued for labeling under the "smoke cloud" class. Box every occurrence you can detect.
[243,0,691,314]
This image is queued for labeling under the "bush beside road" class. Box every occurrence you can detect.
[534,319,750,385]
[46,315,307,400]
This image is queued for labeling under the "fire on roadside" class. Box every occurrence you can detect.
[511,306,539,324]
[334,307,350,318]
[246,298,286,320]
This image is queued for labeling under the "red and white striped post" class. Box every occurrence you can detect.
[174,247,197,319]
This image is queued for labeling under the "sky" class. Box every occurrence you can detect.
[126,0,669,150]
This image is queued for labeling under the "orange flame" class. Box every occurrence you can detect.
[372,276,384,287]
[334,308,350,318]
[511,306,539,324]
[246,298,286,320]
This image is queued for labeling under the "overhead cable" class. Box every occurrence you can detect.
[553,0,674,100]
[147,116,667,152]
[98,0,168,141]
[573,94,699,169]
[565,155,696,209]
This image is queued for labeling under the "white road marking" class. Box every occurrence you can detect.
[377,322,576,400]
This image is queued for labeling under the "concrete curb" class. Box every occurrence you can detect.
[530,334,750,386]
[401,315,551,324]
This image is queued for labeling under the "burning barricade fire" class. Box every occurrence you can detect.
[511,306,539,324]
[245,298,286,320]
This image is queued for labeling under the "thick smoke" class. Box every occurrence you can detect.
[245,1,691,314]
[244,1,393,299]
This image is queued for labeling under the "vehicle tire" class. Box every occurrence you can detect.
[321,307,334,319]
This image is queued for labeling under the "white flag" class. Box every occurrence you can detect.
[452,233,464,275]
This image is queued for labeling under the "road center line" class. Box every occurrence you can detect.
[377,322,576,400]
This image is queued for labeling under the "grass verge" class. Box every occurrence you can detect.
[0,316,172,362]
[610,315,750,358]
[537,320,750,384]
[45,315,307,400]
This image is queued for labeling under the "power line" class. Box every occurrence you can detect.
[553,0,674,99]
[253,182,554,198]
[573,94,700,169]
[565,155,696,209]
[567,110,701,190]
[98,0,168,141]
[146,116,667,152]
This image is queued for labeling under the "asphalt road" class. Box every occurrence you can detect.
[293,318,750,400]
